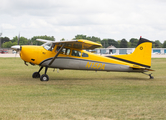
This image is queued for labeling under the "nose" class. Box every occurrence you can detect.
[20,46,38,65]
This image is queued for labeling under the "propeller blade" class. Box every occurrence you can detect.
[12,33,21,57]
[18,33,20,45]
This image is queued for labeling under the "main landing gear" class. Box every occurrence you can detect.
[32,66,49,81]
[32,44,65,81]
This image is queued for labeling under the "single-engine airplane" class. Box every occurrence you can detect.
[11,37,154,81]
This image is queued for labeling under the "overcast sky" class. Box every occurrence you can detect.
[1,0,166,42]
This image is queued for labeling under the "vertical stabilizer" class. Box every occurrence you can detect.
[110,38,152,68]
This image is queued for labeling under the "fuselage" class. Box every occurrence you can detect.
[19,44,146,73]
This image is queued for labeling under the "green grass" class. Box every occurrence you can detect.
[0,58,166,120]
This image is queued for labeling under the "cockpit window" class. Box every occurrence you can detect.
[42,43,54,51]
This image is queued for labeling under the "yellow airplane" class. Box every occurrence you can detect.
[11,37,154,81]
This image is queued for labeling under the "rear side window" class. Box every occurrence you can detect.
[72,50,81,57]
[66,49,70,55]
[61,48,70,55]
[82,53,89,57]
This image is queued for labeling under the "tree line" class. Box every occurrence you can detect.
[1,34,166,48]
[1,35,55,48]
[74,35,166,48]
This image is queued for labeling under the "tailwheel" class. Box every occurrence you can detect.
[40,74,49,81]
[32,72,40,78]
[143,72,154,79]
[149,74,154,79]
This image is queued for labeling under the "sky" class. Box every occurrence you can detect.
[1,0,166,43]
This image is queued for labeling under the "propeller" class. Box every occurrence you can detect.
[11,33,21,57]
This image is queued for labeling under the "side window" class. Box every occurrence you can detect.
[82,52,89,57]
[61,48,66,54]
[56,47,70,55]
[66,49,70,55]
[72,50,81,57]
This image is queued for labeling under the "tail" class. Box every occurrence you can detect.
[110,37,152,68]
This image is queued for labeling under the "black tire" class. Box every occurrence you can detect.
[40,74,49,81]
[32,72,40,78]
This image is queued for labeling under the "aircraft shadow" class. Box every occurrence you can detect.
[49,76,150,81]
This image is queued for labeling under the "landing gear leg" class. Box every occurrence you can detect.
[143,73,154,79]
[40,66,49,81]
[32,66,43,78]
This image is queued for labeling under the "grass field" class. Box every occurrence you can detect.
[0,58,166,120]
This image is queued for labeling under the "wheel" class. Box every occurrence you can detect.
[32,72,40,78]
[149,75,154,79]
[40,74,49,81]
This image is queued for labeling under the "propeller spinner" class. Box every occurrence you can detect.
[11,45,21,52]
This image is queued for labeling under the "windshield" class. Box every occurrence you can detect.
[42,43,54,51]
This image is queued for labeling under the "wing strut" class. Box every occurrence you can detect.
[48,44,65,66]
[37,44,65,81]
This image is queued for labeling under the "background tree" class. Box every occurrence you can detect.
[129,38,139,48]
[2,36,29,48]
[60,38,65,41]
[101,39,109,48]
[11,36,29,45]
[74,35,87,39]
[1,37,10,42]
[128,42,131,48]
[90,36,101,42]
[1,37,10,47]
[2,41,13,48]
[120,39,128,48]
[153,40,162,48]
[163,40,166,48]
[74,34,101,44]
[107,39,119,48]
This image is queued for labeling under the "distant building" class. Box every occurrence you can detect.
[94,48,166,55]
[107,45,116,49]
[106,45,117,54]
[152,48,166,54]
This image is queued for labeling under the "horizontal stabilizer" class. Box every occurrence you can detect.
[130,66,154,71]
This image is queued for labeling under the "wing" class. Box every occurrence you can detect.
[36,39,53,43]
[36,39,102,50]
